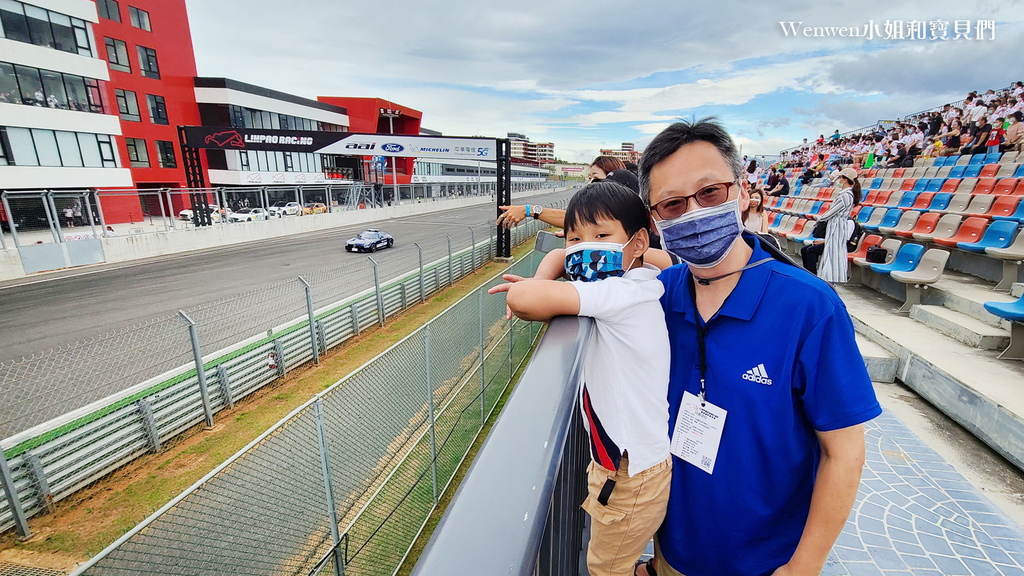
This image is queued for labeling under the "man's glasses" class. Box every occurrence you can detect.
[648,181,737,220]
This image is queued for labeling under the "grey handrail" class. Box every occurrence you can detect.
[410,315,593,576]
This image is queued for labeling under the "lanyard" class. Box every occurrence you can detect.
[686,258,773,406]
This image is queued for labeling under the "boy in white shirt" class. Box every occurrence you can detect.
[490,181,672,576]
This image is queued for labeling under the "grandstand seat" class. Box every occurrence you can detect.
[925,192,953,212]
[879,210,920,236]
[933,217,989,247]
[955,155,973,166]
[922,167,939,179]
[854,238,902,268]
[879,178,896,190]
[870,243,925,276]
[968,154,987,165]
[900,179,917,192]
[848,234,882,262]
[939,193,972,214]
[862,190,880,205]
[984,196,1023,220]
[996,164,1017,178]
[868,208,904,232]
[964,164,983,178]
[861,208,889,231]
[935,166,953,178]
[896,192,920,210]
[913,213,963,242]
[987,231,1024,291]
[909,192,936,211]
[932,158,946,167]
[767,212,785,229]
[1015,164,1024,178]
[850,206,864,219]
[808,201,824,216]
[994,178,1019,195]
[893,168,907,178]
[984,152,1003,164]
[856,207,875,225]
[898,211,941,238]
[868,178,883,190]
[993,199,1024,224]
[939,178,962,193]
[883,191,905,208]
[957,220,1018,253]
[979,164,1000,178]
[949,194,997,217]
[781,218,811,239]
[907,168,924,179]
[871,191,894,207]
[982,295,1024,359]
[948,166,967,179]
[924,178,944,193]
[957,179,979,194]
[974,178,997,195]
[891,249,951,313]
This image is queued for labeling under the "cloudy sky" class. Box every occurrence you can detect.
[183,0,1024,163]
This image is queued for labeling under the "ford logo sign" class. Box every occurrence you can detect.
[382,143,404,153]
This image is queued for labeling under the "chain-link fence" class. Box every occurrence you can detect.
[0,204,564,538]
[64,252,543,576]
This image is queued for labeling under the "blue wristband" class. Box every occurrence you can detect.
[525,204,531,217]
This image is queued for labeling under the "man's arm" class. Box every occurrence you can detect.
[773,424,866,576]
[497,205,566,229]
[505,280,580,322]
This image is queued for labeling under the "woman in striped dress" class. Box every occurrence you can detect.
[814,167,861,284]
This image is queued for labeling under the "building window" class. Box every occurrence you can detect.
[105,37,131,73]
[1,127,118,168]
[2,61,106,112]
[115,89,140,121]
[136,45,159,79]
[156,140,175,168]
[128,6,150,31]
[125,137,148,167]
[0,1,92,56]
[97,0,120,22]
[145,94,167,124]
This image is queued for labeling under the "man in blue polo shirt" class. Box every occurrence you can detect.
[637,119,881,576]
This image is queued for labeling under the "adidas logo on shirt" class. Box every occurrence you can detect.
[742,364,773,385]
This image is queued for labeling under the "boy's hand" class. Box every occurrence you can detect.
[489,274,529,319]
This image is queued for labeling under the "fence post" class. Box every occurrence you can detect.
[216,365,234,408]
[136,399,161,453]
[350,303,361,336]
[313,397,345,576]
[178,310,214,427]
[468,226,477,270]
[424,326,439,506]
[25,454,54,514]
[0,449,30,538]
[316,320,327,355]
[274,339,287,377]
[92,189,107,235]
[488,226,493,261]
[299,276,320,365]
[368,256,385,327]
[479,288,486,426]
[414,242,425,302]
[445,234,453,287]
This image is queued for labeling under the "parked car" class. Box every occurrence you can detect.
[178,204,229,222]
[303,202,327,214]
[228,207,269,222]
[268,201,302,217]
[345,229,394,252]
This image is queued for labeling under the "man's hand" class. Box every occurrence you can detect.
[497,205,526,228]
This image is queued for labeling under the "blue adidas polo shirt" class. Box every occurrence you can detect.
[657,234,881,576]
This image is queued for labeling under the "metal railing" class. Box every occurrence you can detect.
[0,203,566,537]
[412,316,593,576]
[66,251,546,576]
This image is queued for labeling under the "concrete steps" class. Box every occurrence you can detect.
[1013,282,1024,298]
[909,304,1010,350]
[925,274,1016,330]
[856,334,897,383]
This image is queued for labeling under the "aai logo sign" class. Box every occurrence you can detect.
[382,143,404,153]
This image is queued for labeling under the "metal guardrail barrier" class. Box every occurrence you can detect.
[0,200,568,537]
[411,316,594,576]
[66,251,546,576]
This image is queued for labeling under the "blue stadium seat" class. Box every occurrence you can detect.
[943,156,960,167]
[897,192,920,210]
[870,243,925,275]
[948,166,967,179]
[968,154,987,165]
[808,201,823,216]
[963,164,983,178]
[925,178,945,192]
[866,208,903,232]
[984,152,1003,164]
[869,177,883,190]
[856,207,875,224]
[1015,165,1024,178]
[926,193,953,212]
[932,158,945,167]
[985,295,1024,322]
[957,220,1019,253]
[768,212,784,228]
[912,179,929,192]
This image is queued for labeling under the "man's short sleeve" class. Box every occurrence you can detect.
[795,302,882,432]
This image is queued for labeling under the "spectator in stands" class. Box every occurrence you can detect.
[941,119,963,156]
[767,169,790,197]
[745,159,762,188]
[885,143,910,168]
[638,118,880,576]
[743,189,767,233]
[1003,111,1023,160]
[962,117,992,155]
[928,111,943,137]
[589,155,627,182]
[1013,81,1023,99]
[830,129,841,142]
[921,122,949,158]
[809,167,860,284]
[987,117,1006,154]
[764,166,780,192]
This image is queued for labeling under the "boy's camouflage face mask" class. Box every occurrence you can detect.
[564,233,637,282]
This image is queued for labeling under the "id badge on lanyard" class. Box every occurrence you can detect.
[670,391,727,474]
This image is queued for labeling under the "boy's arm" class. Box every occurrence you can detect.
[505,280,580,322]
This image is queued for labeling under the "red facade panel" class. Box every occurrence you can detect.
[318,97,422,183]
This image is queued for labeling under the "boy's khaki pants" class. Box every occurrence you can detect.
[581,454,672,576]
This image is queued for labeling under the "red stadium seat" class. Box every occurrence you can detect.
[862,190,880,205]
[994,178,1019,195]
[933,217,988,247]
[781,218,810,239]
[866,169,878,178]
[897,212,940,238]
[983,196,1022,220]
[940,178,962,193]
[900,179,917,191]
[909,192,936,211]
[871,191,894,206]
[893,168,906,178]
[1014,181,1024,196]
[979,164,1000,178]
[974,178,997,195]
[851,205,863,219]
[848,234,882,261]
